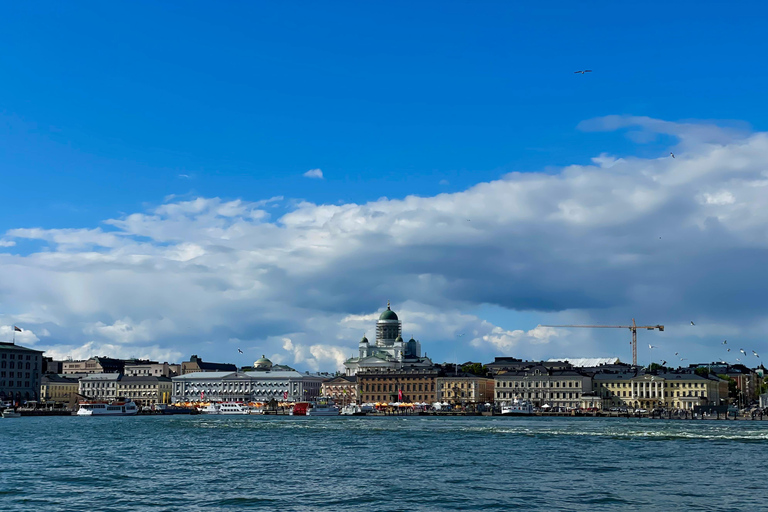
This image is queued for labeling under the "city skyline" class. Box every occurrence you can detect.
[3,3,768,372]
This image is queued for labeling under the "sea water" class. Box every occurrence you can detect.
[1,415,766,511]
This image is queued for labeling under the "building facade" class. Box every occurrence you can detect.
[124,361,175,378]
[593,371,727,410]
[171,357,324,402]
[437,374,495,404]
[321,375,358,406]
[40,374,81,406]
[493,365,593,409]
[117,376,172,406]
[79,373,122,401]
[62,356,125,375]
[358,367,440,404]
[0,342,44,404]
[344,303,434,376]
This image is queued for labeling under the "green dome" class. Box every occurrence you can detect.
[379,302,399,321]
[254,355,273,370]
[360,335,369,344]
[395,335,403,342]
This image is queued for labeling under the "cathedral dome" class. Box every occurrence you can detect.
[395,335,403,342]
[254,355,273,370]
[379,303,399,321]
[360,335,369,344]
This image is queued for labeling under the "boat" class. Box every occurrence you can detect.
[199,402,249,415]
[307,397,340,416]
[501,399,534,416]
[340,404,367,416]
[290,402,309,416]
[76,399,139,416]
[2,409,21,418]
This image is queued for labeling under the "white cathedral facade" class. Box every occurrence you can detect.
[343,302,434,376]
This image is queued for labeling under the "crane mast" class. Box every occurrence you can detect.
[542,319,664,366]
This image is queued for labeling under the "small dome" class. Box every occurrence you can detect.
[254,355,273,370]
[395,335,403,342]
[379,302,399,321]
[408,337,416,343]
[360,335,369,344]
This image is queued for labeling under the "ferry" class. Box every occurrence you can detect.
[2,409,21,418]
[77,399,139,416]
[501,399,534,416]
[340,404,362,416]
[307,397,340,416]
[199,402,250,415]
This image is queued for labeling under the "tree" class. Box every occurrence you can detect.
[461,363,489,377]
[694,367,710,377]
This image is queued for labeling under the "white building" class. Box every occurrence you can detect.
[171,356,323,402]
[79,373,122,401]
[344,302,434,376]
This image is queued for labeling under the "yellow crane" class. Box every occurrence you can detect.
[542,319,664,366]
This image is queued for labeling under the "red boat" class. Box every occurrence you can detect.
[291,402,309,415]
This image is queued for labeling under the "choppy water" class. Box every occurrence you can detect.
[2,415,766,511]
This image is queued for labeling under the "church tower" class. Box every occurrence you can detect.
[375,301,402,347]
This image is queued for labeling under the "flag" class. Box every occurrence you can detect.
[13,326,22,332]
[283,391,288,400]
[200,391,204,400]
[398,389,403,401]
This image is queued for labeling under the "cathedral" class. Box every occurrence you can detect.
[343,302,434,376]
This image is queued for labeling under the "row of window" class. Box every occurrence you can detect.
[0,381,31,388]
[362,383,435,392]
[0,372,31,379]
[605,390,707,398]
[496,391,581,400]
[603,381,705,388]
[0,354,34,360]
[362,394,434,402]
[497,381,579,388]
[0,361,33,369]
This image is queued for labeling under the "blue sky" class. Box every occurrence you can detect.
[2,3,768,370]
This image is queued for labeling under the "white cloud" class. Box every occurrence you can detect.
[303,168,324,179]
[2,116,768,369]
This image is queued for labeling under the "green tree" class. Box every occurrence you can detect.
[694,367,710,377]
[461,363,489,377]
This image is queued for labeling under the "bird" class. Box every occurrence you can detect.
[736,358,741,362]
[680,358,687,361]
[238,349,244,354]
[753,350,760,358]
[690,321,695,326]
[727,348,731,352]
[649,344,657,349]
[740,349,747,356]
[722,340,727,345]
[456,333,465,338]
[574,70,592,74]
[670,152,675,158]
[675,352,679,356]
[661,360,667,366]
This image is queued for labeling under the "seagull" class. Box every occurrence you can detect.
[456,333,465,338]
[680,358,687,361]
[722,340,727,345]
[740,349,747,356]
[675,352,679,356]
[238,349,244,354]
[661,360,667,366]
[649,344,657,349]
[753,350,760,358]
[736,358,741,362]
[574,70,592,74]
[670,152,675,158]
[727,348,731,352]
[690,321,695,326]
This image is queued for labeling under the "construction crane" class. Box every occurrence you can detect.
[541,319,664,366]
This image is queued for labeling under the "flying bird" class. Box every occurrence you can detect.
[727,348,731,352]
[238,349,244,354]
[753,350,760,358]
[574,70,592,74]
[680,358,687,361]
[675,352,679,356]
[736,358,741,362]
[670,152,675,158]
[649,344,657,349]
[722,340,727,345]
[661,360,667,366]
[690,321,695,326]
[456,333,465,338]
[740,349,747,356]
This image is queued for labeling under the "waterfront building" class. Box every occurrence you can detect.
[181,354,237,375]
[593,370,727,410]
[0,341,44,404]
[116,375,172,406]
[321,375,358,406]
[760,393,768,409]
[124,361,175,378]
[486,357,573,376]
[343,303,434,376]
[436,373,495,405]
[40,374,81,406]
[62,356,124,375]
[43,358,64,374]
[690,363,760,404]
[171,357,323,402]
[79,373,122,401]
[493,365,593,409]
[358,367,440,404]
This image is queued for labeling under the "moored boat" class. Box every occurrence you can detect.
[199,402,249,415]
[501,399,534,416]
[307,397,340,416]
[76,399,139,416]
[2,409,21,418]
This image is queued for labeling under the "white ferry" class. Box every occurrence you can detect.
[501,399,534,416]
[199,402,250,415]
[307,397,340,416]
[77,400,139,416]
[340,404,362,416]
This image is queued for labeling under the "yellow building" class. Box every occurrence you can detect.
[437,374,494,405]
[594,371,726,410]
[116,376,172,406]
[40,374,81,406]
